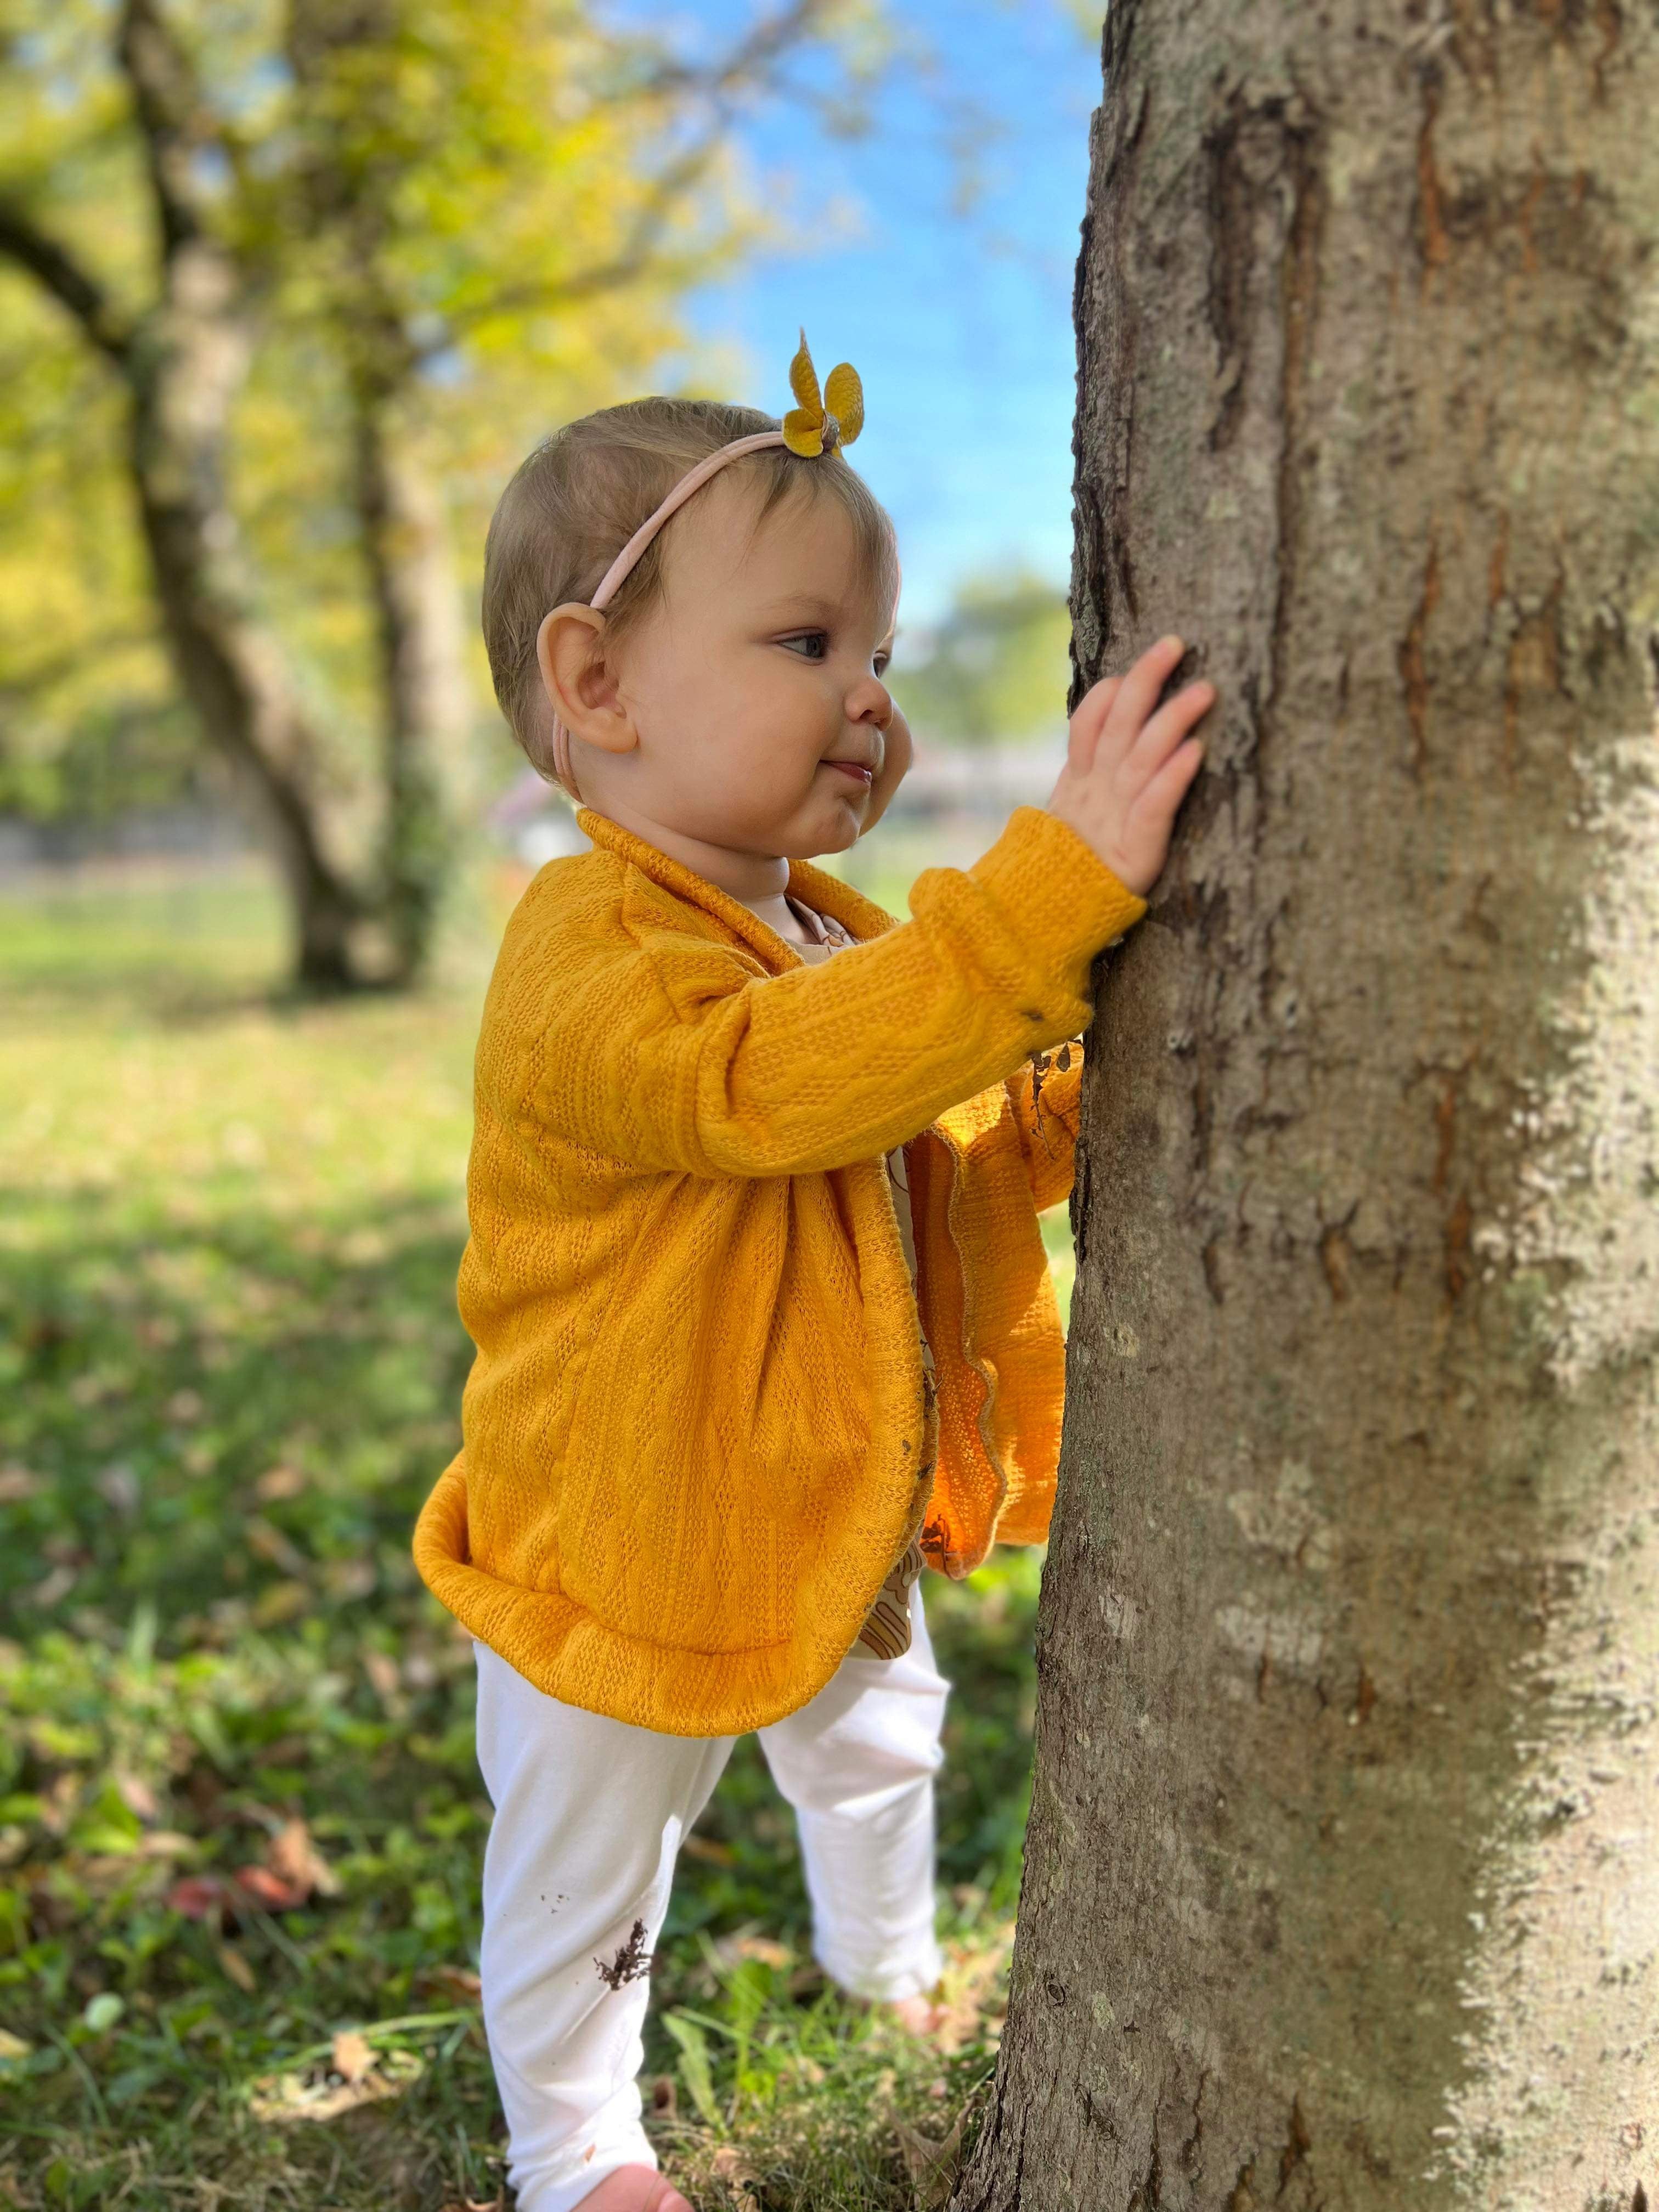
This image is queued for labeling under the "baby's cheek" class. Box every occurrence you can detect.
[879,714,914,795]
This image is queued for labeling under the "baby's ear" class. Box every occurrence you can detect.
[537,605,627,746]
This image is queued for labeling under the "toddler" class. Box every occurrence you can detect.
[412,336,1212,2212]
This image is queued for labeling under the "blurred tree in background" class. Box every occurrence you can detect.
[888,572,1070,748]
[0,0,884,988]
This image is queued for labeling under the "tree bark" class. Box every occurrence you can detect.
[351,382,472,985]
[127,236,366,991]
[955,4,1659,2208]
[113,0,377,989]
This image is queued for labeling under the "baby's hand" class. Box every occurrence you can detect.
[1045,635,1214,899]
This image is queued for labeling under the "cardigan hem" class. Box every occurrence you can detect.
[412,1455,925,1737]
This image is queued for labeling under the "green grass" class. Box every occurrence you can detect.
[0,848,1068,2211]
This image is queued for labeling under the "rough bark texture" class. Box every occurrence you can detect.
[352,386,471,983]
[954,3,1659,2208]
[127,233,366,990]
[119,0,371,991]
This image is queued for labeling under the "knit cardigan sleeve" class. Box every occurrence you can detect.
[1005,1038,1087,1215]
[512,804,1147,1180]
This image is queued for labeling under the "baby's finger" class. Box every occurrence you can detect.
[1136,735,1207,823]
[1126,679,1216,776]
[1067,678,1121,777]
[1103,635,1187,751]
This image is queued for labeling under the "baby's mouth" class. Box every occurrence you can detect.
[826,760,873,788]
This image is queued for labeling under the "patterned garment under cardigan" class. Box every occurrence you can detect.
[784,892,933,1661]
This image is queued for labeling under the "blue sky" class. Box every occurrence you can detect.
[623,1,1102,635]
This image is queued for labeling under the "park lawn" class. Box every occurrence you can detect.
[0,850,1073,2212]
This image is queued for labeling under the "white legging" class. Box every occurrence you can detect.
[472,1579,951,2212]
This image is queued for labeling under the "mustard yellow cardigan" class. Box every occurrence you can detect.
[411,802,1146,1736]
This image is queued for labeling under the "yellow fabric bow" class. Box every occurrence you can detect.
[782,328,864,456]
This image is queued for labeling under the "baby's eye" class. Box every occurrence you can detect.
[778,631,828,661]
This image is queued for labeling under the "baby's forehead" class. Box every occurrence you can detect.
[679,475,893,628]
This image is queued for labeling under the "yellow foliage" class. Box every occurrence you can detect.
[0,0,867,816]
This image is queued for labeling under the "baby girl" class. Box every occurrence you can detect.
[412,336,1212,2212]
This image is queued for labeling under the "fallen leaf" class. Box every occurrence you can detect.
[712,2144,764,2209]
[229,1799,286,1837]
[168,1874,234,1923]
[268,1816,341,1899]
[233,1864,309,1912]
[321,1558,376,1601]
[136,1830,198,1860]
[252,1579,310,1629]
[217,1942,257,1993]
[680,1833,735,1866]
[331,2030,375,2084]
[731,1934,793,1970]
[29,1564,77,1609]
[247,2046,423,2123]
[422,1964,483,2002]
[245,1517,308,1576]
[38,1771,79,1836]
[254,1463,307,1502]
[112,1769,160,1822]
[95,1463,141,1515]
[919,1925,1017,2056]
[894,2108,968,2211]
[706,1923,791,1974]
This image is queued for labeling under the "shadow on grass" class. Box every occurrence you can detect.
[0,1181,472,1639]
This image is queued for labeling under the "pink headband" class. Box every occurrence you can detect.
[545,430,790,804]
[540,393,901,804]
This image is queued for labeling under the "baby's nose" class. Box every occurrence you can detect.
[848,678,893,725]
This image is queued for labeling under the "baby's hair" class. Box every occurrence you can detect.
[481,397,900,782]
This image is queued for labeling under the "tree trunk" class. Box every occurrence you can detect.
[126,236,368,991]
[955,4,1659,2208]
[351,385,471,985]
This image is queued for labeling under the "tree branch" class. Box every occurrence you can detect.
[304,0,862,375]
[428,129,731,349]
[0,627,160,701]
[0,199,134,363]
[631,0,842,105]
[437,0,855,344]
[116,0,232,266]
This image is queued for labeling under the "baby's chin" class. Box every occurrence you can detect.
[696,770,899,861]
[817,768,904,843]
[731,794,867,862]
[810,791,883,856]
